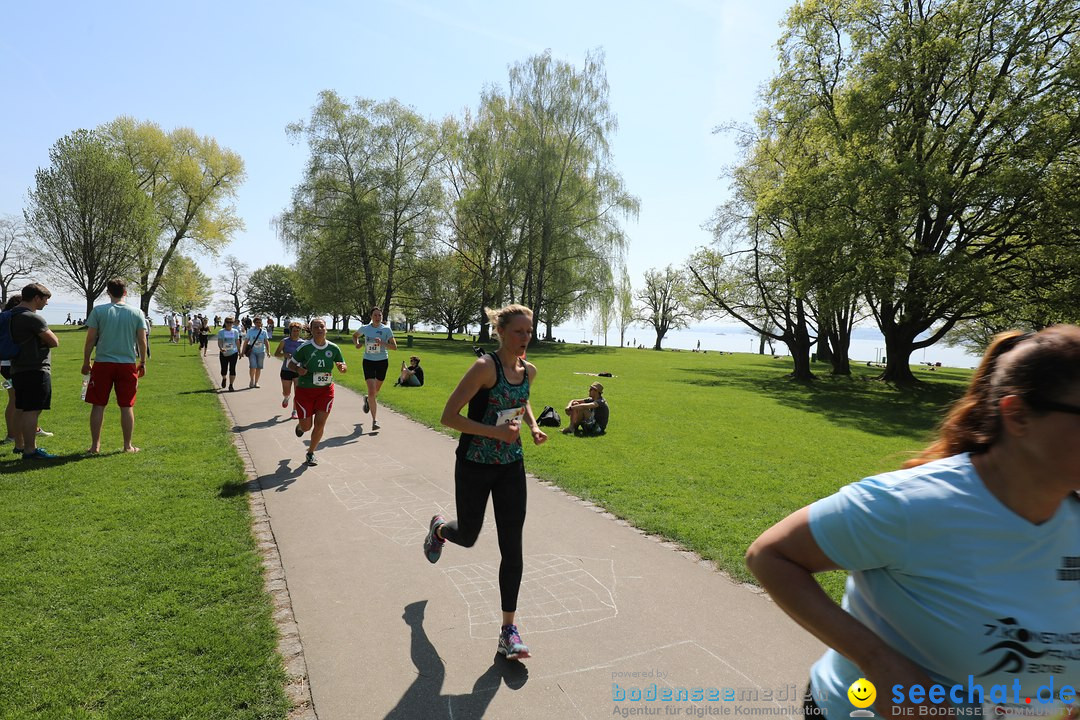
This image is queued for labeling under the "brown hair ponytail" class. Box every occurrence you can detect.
[905,326,1080,468]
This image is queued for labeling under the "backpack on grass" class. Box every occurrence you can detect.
[537,405,561,427]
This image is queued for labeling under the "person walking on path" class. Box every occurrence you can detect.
[243,316,271,388]
[217,318,241,391]
[746,326,1080,718]
[352,306,396,431]
[9,283,59,459]
[82,278,148,454]
[198,315,210,357]
[273,321,305,419]
[422,304,547,661]
[290,318,347,466]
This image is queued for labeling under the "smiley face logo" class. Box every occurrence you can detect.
[848,678,877,709]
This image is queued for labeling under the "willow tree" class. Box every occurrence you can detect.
[283,92,443,320]
[504,50,638,340]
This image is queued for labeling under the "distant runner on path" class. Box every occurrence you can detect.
[291,318,346,467]
[422,303,547,661]
[352,306,396,432]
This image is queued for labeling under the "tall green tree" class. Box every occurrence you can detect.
[156,254,212,315]
[247,264,303,325]
[282,92,444,321]
[505,51,638,340]
[25,129,156,316]
[104,117,245,316]
[774,0,1080,384]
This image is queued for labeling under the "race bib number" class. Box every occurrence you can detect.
[366,339,380,354]
[223,342,236,354]
[496,407,525,426]
[313,372,332,387]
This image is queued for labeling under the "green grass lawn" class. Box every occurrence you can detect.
[330,330,971,598]
[0,327,288,719]
[1,323,970,717]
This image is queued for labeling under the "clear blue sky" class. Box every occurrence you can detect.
[1,0,794,311]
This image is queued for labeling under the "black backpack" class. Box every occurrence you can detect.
[537,405,561,427]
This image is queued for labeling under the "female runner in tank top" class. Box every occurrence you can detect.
[422,304,547,660]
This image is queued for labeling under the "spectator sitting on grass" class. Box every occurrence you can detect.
[395,355,424,387]
[562,382,608,435]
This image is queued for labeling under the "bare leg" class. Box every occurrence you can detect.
[20,410,41,454]
[89,404,107,453]
[120,406,137,452]
[309,411,329,452]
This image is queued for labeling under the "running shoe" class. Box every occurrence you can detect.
[229,384,235,392]
[35,428,54,437]
[423,515,446,563]
[295,423,304,437]
[305,451,318,466]
[290,410,297,420]
[363,396,369,414]
[221,378,227,388]
[497,624,530,660]
[13,447,23,454]
[23,448,58,460]
[281,396,289,409]
[371,421,380,431]
[0,436,13,445]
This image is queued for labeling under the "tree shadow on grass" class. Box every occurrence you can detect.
[384,600,528,720]
[0,450,109,475]
[177,388,220,395]
[670,365,965,439]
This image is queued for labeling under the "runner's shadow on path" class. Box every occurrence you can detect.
[316,423,366,449]
[231,417,282,433]
[257,458,311,493]
[385,600,528,720]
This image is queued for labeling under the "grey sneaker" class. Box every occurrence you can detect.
[35,428,54,437]
[363,396,369,414]
[423,515,446,563]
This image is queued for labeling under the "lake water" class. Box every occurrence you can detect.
[36,300,981,370]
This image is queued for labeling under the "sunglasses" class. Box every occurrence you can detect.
[1027,396,1080,416]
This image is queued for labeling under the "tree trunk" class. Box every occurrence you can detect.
[85,295,95,319]
[829,329,852,376]
[878,322,919,385]
[758,335,767,354]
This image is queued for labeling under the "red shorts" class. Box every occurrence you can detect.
[86,362,139,407]
[294,385,334,418]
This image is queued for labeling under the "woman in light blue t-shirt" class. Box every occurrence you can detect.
[747,326,1080,719]
[217,317,241,391]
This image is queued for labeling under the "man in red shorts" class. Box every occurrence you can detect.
[290,318,346,466]
[82,279,148,454]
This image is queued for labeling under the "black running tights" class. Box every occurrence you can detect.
[219,352,239,377]
[441,457,527,613]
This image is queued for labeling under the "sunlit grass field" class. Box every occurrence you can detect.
[329,330,971,598]
[0,327,288,719]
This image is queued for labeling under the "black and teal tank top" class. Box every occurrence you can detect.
[456,353,530,465]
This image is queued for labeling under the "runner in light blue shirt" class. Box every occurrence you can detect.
[351,306,397,431]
